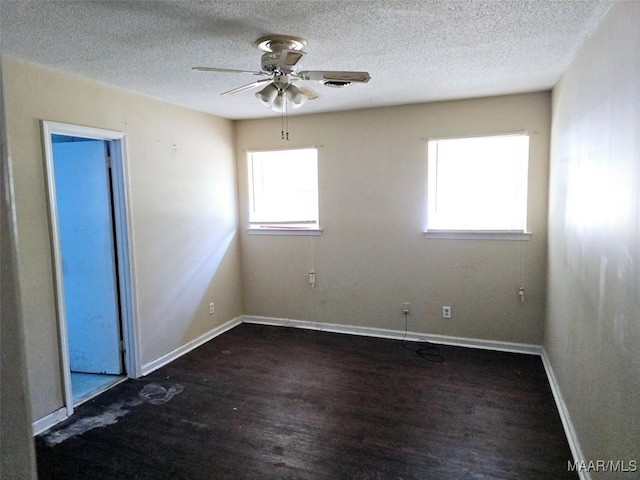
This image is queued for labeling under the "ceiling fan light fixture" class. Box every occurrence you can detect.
[258,84,307,112]
[255,83,278,107]
[270,91,285,112]
[193,34,371,117]
[286,84,307,108]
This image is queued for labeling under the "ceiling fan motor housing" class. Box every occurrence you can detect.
[256,35,308,74]
[261,50,306,74]
[261,52,281,73]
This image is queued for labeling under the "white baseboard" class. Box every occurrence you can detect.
[541,350,589,480]
[241,315,543,355]
[141,316,243,376]
[32,407,68,436]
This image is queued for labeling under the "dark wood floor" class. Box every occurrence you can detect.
[36,323,576,479]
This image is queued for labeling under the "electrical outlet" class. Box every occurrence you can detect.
[209,302,215,315]
[402,303,411,315]
[442,306,451,319]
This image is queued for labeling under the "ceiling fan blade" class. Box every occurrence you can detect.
[192,67,265,76]
[297,71,371,83]
[297,85,319,100]
[221,78,273,96]
[277,49,306,72]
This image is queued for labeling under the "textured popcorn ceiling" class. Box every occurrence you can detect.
[0,0,613,120]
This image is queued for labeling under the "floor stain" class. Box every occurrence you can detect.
[42,383,184,446]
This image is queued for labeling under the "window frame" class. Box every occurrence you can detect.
[424,132,531,241]
[246,147,321,236]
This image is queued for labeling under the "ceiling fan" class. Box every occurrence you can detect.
[193,35,371,112]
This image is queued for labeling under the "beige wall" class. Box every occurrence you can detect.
[236,93,551,344]
[547,1,640,475]
[2,57,242,421]
[0,62,38,479]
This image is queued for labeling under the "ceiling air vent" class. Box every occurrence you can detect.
[324,81,351,88]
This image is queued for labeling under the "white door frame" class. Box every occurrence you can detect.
[41,121,141,416]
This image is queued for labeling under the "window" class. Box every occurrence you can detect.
[247,148,319,233]
[426,133,529,237]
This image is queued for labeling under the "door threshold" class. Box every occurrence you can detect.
[71,373,127,407]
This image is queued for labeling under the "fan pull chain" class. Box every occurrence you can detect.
[281,92,285,141]
[285,98,289,141]
[280,92,289,141]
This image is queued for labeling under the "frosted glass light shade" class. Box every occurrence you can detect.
[258,84,308,112]
[255,83,278,107]
[270,92,284,112]
[286,85,307,109]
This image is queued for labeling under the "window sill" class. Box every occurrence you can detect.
[248,228,323,236]
[424,230,532,241]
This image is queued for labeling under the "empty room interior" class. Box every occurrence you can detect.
[1,1,638,479]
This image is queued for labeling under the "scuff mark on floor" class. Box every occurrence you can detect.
[179,418,209,429]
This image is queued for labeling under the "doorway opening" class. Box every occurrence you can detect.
[42,122,139,413]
